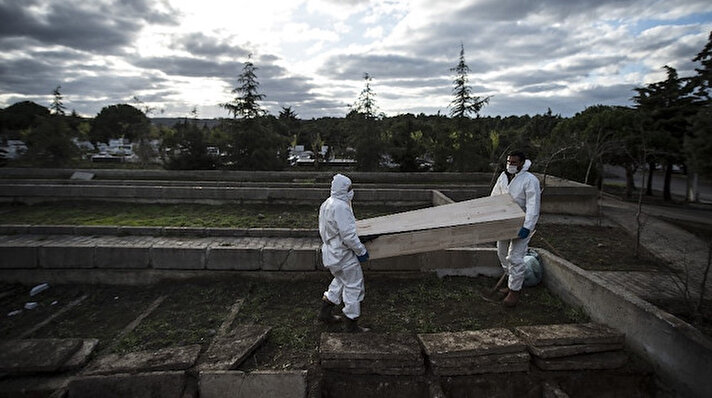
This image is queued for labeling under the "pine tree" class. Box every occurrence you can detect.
[50,85,66,116]
[351,73,379,118]
[449,44,489,119]
[692,30,712,102]
[222,55,266,119]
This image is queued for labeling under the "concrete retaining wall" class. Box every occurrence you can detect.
[0,167,494,184]
[0,241,501,285]
[539,249,712,398]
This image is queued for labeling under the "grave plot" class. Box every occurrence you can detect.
[234,275,589,376]
[112,279,249,354]
[19,285,160,352]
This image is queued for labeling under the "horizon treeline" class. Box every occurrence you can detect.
[1,32,711,203]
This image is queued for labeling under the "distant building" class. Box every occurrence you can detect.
[0,140,28,159]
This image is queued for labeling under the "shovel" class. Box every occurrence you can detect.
[480,272,508,302]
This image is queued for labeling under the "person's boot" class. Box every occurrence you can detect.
[497,287,510,299]
[503,290,520,307]
[344,317,370,333]
[318,297,342,323]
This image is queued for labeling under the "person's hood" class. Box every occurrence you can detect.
[520,159,532,173]
[330,173,351,202]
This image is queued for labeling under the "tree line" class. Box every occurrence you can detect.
[1,33,711,202]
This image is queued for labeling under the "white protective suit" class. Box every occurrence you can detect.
[319,174,368,320]
[490,159,541,291]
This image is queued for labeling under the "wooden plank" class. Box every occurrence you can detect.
[357,194,524,260]
[356,194,523,237]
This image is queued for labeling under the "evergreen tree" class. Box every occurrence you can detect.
[348,73,383,171]
[449,43,489,119]
[691,30,712,102]
[22,116,78,166]
[633,66,695,200]
[50,86,66,116]
[222,55,266,119]
[686,31,712,181]
[351,73,380,118]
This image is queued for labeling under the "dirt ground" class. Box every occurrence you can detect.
[531,224,670,272]
[0,273,587,374]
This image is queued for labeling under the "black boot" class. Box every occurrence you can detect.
[344,317,370,333]
[318,298,342,323]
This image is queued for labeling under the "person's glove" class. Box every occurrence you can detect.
[357,251,370,262]
[518,227,530,239]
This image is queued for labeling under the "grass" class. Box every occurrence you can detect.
[0,201,416,228]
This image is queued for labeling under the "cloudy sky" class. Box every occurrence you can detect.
[1,0,711,120]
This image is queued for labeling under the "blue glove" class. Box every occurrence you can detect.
[518,227,530,239]
[357,251,370,262]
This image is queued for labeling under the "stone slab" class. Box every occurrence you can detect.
[83,345,201,375]
[39,242,95,268]
[533,351,628,371]
[70,171,95,180]
[94,245,150,269]
[326,366,426,376]
[320,357,424,369]
[262,247,317,271]
[200,370,307,398]
[163,227,207,237]
[417,328,525,358]
[432,361,530,376]
[199,325,271,371]
[529,342,624,359]
[0,246,37,268]
[60,339,99,371]
[206,246,261,270]
[429,351,530,368]
[151,245,206,270]
[320,333,422,361]
[68,371,186,398]
[0,374,72,398]
[72,225,120,235]
[0,338,83,373]
[514,323,625,347]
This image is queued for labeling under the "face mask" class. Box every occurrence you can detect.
[347,190,354,201]
[507,164,519,174]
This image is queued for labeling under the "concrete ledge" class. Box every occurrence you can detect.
[94,246,150,269]
[38,241,95,269]
[151,245,206,270]
[199,370,308,398]
[72,226,121,236]
[68,371,186,398]
[262,247,317,271]
[365,247,499,272]
[0,225,30,235]
[0,246,37,269]
[206,246,261,271]
[0,224,319,238]
[539,248,712,398]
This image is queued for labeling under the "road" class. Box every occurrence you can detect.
[603,165,712,204]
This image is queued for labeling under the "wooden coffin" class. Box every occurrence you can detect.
[356,194,525,260]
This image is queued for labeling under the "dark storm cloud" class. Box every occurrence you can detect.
[318,53,452,80]
[517,83,568,93]
[172,33,250,58]
[483,83,637,117]
[458,0,647,22]
[0,58,62,94]
[133,56,242,78]
[0,0,178,53]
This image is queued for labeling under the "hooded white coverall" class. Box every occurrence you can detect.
[490,159,541,291]
[319,174,368,320]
